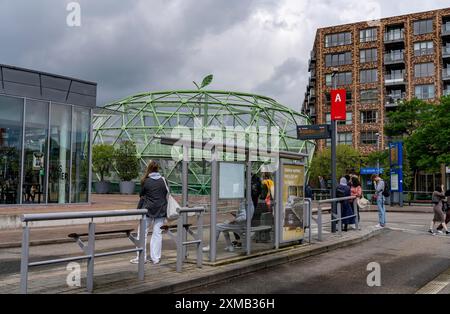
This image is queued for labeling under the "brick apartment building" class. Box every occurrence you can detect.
[302,8,450,155]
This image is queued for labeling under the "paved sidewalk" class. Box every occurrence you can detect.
[0,222,385,294]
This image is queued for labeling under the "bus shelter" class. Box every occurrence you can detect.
[160,136,309,263]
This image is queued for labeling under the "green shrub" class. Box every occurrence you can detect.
[92,144,115,182]
[114,141,139,182]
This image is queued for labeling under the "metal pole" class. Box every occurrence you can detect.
[196,211,203,268]
[176,213,183,272]
[182,145,188,207]
[209,146,218,262]
[337,202,342,235]
[246,160,252,255]
[353,199,359,230]
[86,222,95,293]
[317,203,322,241]
[20,223,30,294]
[137,216,146,280]
[275,163,281,250]
[331,72,338,233]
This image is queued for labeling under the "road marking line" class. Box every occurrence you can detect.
[416,269,450,294]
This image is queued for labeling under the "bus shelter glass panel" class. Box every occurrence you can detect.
[0,95,23,205]
[71,107,90,203]
[22,100,49,204]
[280,163,305,243]
[48,103,71,203]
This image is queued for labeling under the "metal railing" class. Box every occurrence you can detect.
[384,30,404,42]
[385,72,405,84]
[311,196,358,241]
[384,51,404,63]
[20,209,148,294]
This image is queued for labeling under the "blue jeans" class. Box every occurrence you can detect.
[376,195,386,226]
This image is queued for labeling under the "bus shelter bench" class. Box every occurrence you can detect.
[233,225,273,245]
[68,228,136,252]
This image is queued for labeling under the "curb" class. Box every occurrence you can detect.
[128,227,386,294]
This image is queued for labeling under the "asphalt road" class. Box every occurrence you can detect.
[188,212,450,294]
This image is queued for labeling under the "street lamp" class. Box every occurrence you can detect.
[375,132,381,174]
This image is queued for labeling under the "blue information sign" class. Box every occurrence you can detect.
[389,142,403,192]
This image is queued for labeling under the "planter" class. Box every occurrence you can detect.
[94,181,110,194]
[120,181,136,195]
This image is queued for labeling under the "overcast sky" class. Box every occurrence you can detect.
[0,0,448,110]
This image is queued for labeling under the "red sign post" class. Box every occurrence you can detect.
[331,89,346,121]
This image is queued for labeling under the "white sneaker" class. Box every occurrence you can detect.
[202,245,210,252]
[375,224,382,228]
[224,245,234,252]
[438,230,444,234]
[129,258,149,264]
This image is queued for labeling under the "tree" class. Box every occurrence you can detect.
[92,144,115,182]
[309,145,361,187]
[114,141,140,182]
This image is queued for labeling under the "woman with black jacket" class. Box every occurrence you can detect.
[130,160,168,264]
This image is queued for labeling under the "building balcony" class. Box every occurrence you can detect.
[385,93,405,107]
[384,51,404,64]
[443,88,450,96]
[443,46,450,59]
[385,73,405,85]
[384,30,404,43]
[442,23,450,36]
[443,68,450,81]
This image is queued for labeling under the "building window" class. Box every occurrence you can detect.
[325,112,352,126]
[360,110,378,124]
[325,32,352,48]
[360,48,378,63]
[413,19,433,35]
[415,84,435,99]
[360,89,379,104]
[414,62,435,78]
[325,52,352,67]
[0,95,24,205]
[360,69,378,83]
[360,131,378,145]
[338,132,353,145]
[414,41,434,56]
[325,72,352,86]
[360,28,378,42]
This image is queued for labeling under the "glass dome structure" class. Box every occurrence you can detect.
[93,90,315,194]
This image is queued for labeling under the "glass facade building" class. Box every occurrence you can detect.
[0,64,96,205]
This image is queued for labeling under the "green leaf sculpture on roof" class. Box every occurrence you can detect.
[193,74,213,90]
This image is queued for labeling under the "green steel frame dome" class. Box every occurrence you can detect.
[93,90,315,194]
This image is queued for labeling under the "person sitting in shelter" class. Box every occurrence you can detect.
[203,200,254,253]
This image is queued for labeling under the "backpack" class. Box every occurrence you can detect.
[382,181,390,197]
[336,185,347,198]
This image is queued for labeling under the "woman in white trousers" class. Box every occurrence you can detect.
[131,160,168,264]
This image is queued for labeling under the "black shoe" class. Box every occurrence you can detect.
[446,231,450,235]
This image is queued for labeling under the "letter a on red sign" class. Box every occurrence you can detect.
[331,89,346,121]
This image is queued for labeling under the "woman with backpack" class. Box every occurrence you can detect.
[131,160,168,264]
[429,185,449,235]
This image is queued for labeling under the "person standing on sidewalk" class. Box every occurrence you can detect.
[350,176,362,223]
[429,185,449,235]
[131,160,168,264]
[371,174,386,228]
